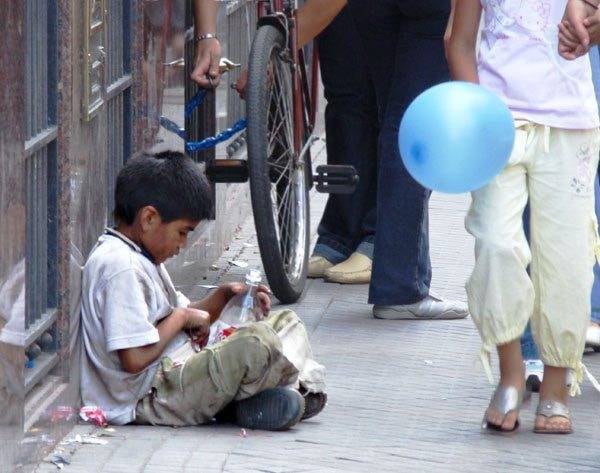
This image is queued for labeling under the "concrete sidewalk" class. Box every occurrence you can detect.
[34,161,600,472]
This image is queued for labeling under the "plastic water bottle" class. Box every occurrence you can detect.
[207,269,262,345]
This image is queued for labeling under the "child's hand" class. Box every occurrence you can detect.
[216,282,272,318]
[559,20,584,59]
[562,0,596,50]
[559,0,599,59]
[182,307,211,338]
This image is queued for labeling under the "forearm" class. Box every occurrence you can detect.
[296,0,347,48]
[118,309,187,373]
[444,0,457,50]
[446,42,479,83]
[189,284,236,323]
[194,0,218,35]
[189,295,222,323]
[445,0,481,83]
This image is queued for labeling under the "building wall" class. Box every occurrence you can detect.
[0,1,253,470]
[0,2,26,469]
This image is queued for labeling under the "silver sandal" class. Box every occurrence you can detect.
[482,385,524,432]
[533,400,572,434]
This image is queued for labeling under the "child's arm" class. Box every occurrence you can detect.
[189,283,272,322]
[445,0,482,83]
[296,0,347,48]
[118,307,210,374]
[444,0,457,49]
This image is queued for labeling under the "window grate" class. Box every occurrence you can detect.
[24,0,58,391]
[106,0,132,224]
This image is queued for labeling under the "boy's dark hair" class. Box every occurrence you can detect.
[114,150,213,224]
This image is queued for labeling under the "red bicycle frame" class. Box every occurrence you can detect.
[256,0,320,159]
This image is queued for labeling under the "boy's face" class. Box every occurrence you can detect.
[140,208,199,263]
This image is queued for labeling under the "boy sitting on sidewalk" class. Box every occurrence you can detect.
[80,150,326,430]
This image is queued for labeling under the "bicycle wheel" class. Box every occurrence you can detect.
[246,25,310,303]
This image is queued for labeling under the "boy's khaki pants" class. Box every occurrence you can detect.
[466,122,600,391]
[135,310,325,426]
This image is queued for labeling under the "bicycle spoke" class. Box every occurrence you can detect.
[273,156,292,189]
[281,180,295,266]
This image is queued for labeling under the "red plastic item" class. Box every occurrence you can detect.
[50,406,76,423]
[222,326,237,338]
[79,406,108,427]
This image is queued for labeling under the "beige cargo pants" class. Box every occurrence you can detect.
[466,122,600,393]
[135,309,326,426]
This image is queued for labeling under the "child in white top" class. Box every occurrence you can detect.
[447,0,600,434]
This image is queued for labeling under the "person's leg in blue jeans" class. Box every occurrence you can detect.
[309,7,378,283]
[348,0,468,319]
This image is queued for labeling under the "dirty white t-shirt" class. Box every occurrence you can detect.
[80,229,190,425]
[0,259,25,346]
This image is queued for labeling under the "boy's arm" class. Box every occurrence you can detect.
[191,0,222,88]
[189,283,272,322]
[296,0,347,48]
[118,307,210,374]
[445,0,482,83]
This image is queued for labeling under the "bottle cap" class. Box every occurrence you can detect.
[245,269,262,285]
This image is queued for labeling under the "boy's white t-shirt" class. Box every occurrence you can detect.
[478,0,599,129]
[80,228,190,425]
[0,259,25,346]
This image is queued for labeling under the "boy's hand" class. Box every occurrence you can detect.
[182,307,211,338]
[189,283,272,324]
[214,283,272,319]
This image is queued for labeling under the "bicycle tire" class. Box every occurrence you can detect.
[246,25,310,303]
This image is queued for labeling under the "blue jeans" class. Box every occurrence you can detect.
[521,47,600,360]
[313,7,378,265]
[349,0,451,304]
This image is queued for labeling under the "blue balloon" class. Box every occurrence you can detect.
[399,82,515,194]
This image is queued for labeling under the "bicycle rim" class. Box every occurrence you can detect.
[246,25,309,303]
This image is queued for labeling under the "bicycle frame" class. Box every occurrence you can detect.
[256,0,319,162]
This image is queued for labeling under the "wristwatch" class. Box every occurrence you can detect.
[195,33,219,42]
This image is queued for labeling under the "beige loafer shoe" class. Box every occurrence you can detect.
[308,256,334,278]
[324,252,372,284]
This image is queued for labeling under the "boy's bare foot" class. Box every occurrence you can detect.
[534,366,572,434]
[484,340,525,431]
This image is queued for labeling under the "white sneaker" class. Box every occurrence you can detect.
[586,324,600,351]
[524,359,544,393]
[373,294,469,320]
